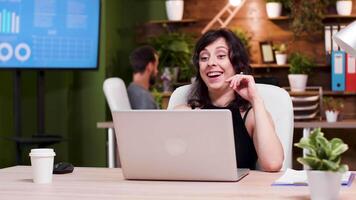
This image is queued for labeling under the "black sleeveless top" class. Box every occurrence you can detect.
[202,104,258,169]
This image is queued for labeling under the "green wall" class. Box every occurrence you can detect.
[0,71,14,166]
[106,0,166,82]
[0,0,166,168]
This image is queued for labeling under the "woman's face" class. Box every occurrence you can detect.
[198,37,236,91]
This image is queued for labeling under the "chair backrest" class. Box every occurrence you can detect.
[167,84,294,170]
[103,77,131,111]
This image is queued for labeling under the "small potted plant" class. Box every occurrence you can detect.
[336,0,353,16]
[295,128,348,200]
[265,0,283,18]
[166,0,184,21]
[288,52,313,92]
[273,43,288,65]
[323,97,344,122]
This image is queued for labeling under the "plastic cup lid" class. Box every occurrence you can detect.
[29,148,56,157]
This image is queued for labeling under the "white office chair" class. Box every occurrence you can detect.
[103,77,132,111]
[103,77,131,168]
[167,84,294,170]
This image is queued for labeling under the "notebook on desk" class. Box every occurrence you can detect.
[112,110,249,182]
[273,168,354,186]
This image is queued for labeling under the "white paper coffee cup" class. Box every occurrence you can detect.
[29,148,56,184]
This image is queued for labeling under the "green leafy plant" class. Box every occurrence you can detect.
[323,97,344,112]
[294,128,348,172]
[231,28,251,56]
[147,32,195,82]
[151,88,163,109]
[287,0,335,37]
[288,52,314,74]
[273,43,288,54]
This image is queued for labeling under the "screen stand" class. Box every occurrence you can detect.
[14,70,22,164]
[9,70,62,164]
[37,71,45,135]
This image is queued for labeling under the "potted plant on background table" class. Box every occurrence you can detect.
[295,128,349,200]
[288,52,314,92]
[323,97,344,122]
[336,0,353,16]
[273,43,288,65]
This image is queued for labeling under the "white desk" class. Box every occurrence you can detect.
[1,166,355,199]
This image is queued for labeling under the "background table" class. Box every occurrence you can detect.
[97,121,116,168]
[294,120,356,129]
[1,166,355,199]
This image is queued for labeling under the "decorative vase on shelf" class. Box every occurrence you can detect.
[336,0,353,16]
[266,2,282,18]
[325,110,339,122]
[288,74,308,92]
[275,53,287,65]
[288,53,313,92]
[161,67,172,92]
[273,43,288,65]
[165,0,184,21]
[323,97,344,122]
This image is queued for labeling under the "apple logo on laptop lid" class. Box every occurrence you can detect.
[164,138,187,156]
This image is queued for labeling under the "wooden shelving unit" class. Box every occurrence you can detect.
[324,14,356,19]
[269,14,356,21]
[323,91,356,96]
[288,90,356,96]
[268,16,289,21]
[251,63,329,69]
[147,19,197,25]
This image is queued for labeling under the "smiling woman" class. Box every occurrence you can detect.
[174,28,284,172]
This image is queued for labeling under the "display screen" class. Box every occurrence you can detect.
[0,0,101,69]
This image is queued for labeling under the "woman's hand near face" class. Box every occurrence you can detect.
[225,74,261,105]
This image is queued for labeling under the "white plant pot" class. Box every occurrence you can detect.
[288,74,308,92]
[275,53,287,65]
[325,110,339,122]
[166,0,184,21]
[336,1,353,16]
[266,2,282,18]
[307,171,342,200]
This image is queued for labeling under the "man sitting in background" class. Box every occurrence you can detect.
[127,45,159,109]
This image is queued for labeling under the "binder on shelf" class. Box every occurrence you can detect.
[331,25,339,51]
[346,54,356,92]
[331,51,346,91]
[324,25,332,54]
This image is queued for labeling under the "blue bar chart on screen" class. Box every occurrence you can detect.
[0,0,101,69]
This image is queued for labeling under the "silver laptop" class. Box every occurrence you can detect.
[112,110,249,181]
